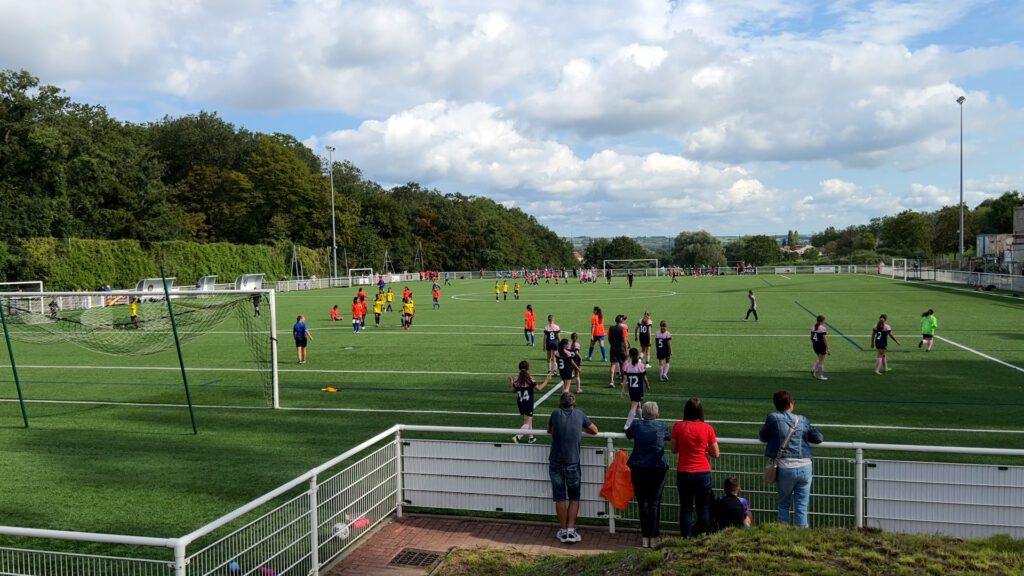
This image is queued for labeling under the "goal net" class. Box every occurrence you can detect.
[0,288,279,407]
[602,259,660,276]
[891,258,907,281]
[349,268,374,286]
[0,281,43,314]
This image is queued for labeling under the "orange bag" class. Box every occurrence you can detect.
[599,449,634,511]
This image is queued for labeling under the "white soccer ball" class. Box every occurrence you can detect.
[333,523,350,539]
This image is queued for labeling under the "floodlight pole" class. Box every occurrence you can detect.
[957,96,965,268]
[326,145,338,285]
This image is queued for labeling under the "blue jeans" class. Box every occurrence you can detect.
[676,471,712,537]
[549,462,581,501]
[776,463,813,527]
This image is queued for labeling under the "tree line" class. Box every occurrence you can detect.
[0,69,575,283]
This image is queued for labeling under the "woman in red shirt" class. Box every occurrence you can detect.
[670,397,720,537]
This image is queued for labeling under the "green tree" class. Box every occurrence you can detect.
[724,238,747,262]
[743,235,784,265]
[810,227,840,250]
[880,210,932,256]
[931,205,975,256]
[974,191,1021,234]
[672,231,725,266]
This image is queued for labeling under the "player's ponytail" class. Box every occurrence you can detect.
[815,315,825,328]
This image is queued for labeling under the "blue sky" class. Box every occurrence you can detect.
[1,0,1021,238]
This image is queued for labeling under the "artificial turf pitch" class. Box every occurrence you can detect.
[1,273,1023,538]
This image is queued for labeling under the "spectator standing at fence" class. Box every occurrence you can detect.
[626,401,671,548]
[671,397,719,537]
[919,309,938,352]
[547,392,599,544]
[745,290,758,321]
[759,390,823,528]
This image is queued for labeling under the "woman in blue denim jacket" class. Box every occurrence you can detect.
[626,401,671,548]
[759,390,823,528]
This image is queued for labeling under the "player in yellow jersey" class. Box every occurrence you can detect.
[372,294,384,327]
[386,287,394,311]
[402,297,415,329]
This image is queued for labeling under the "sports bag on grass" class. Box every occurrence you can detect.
[763,415,800,484]
[600,448,634,510]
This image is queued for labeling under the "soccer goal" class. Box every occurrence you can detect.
[0,288,281,425]
[603,259,660,277]
[349,268,374,286]
[0,281,44,314]
[891,258,907,281]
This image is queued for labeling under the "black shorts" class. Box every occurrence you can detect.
[921,334,933,340]
[517,401,534,417]
[545,339,559,351]
[875,344,888,351]
[611,349,627,364]
[639,335,651,347]
[295,337,308,348]
[656,350,671,361]
[628,386,645,402]
[812,343,827,356]
[559,367,575,381]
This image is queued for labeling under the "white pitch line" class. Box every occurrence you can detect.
[935,335,1024,374]
[4,398,1024,435]
[777,275,792,280]
[533,377,564,409]
[0,364,508,376]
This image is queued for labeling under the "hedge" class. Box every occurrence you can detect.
[7,238,329,290]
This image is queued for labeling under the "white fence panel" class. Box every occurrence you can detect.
[865,460,1024,538]
[401,440,608,518]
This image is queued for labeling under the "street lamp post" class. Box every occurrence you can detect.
[325,145,338,283]
[957,96,965,269]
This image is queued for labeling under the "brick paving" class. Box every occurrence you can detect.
[325,515,639,575]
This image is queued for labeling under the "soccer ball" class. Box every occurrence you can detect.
[333,523,350,539]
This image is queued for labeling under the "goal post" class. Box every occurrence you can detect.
[0,288,280,418]
[891,258,907,281]
[0,281,44,314]
[602,259,660,276]
[349,268,374,286]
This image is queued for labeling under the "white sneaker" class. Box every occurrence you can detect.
[528,436,537,444]
[645,363,651,368]
[564,529,581,543]
[556,529,567,542]
[818,375,829,381]
[512,435,520,444]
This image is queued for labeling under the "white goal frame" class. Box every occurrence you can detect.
[602,259,660,276]
[349,267,374,286]
[0,288,281,409]
[0,281,44,313]
[891,258,907,281]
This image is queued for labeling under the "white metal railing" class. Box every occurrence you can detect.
[2,425,1024,575]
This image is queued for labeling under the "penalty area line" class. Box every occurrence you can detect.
[935,335,1024,375]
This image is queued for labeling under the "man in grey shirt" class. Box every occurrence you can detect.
[547,392,599,543]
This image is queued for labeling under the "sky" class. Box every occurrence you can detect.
[1,0,1022,238]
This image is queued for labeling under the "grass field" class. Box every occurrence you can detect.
[2,273,1023,540]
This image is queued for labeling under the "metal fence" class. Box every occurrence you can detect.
[2,425,1023,575]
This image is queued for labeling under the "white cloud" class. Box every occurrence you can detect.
[0,0,1021,235]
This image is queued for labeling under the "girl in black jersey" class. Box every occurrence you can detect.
[636,311,653,367]
[556,338,581,394]
[870,314,901,375]
[570,332,584,394]
[619,347,649,429]
[811,315,830,380]
[655,320,672,381]
[510,360,551,444]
